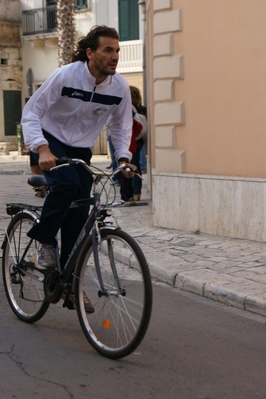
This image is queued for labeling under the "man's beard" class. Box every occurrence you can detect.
[94,59,117,76]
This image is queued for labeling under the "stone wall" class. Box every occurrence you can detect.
[0,0,22,149]
[153,173,266,242]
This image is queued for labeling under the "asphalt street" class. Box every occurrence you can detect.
[1,154,266,398]
[1,153,266,318]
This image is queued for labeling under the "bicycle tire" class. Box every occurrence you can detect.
[2,211,50,323]
[74,228,152,359]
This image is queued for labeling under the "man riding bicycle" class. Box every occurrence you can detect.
[21,26,135,309]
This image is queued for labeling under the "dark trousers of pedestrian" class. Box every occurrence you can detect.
[120,139,143,201]
[27,131,93,270]
[131,139,143,195]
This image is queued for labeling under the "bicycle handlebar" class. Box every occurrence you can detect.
[51,157,143,179]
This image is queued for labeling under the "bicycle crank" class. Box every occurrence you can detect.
[44,270,62,303]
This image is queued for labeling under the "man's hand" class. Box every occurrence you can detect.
[119,162,137,179]
[37,144,58,171]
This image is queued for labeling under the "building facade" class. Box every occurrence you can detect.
[3,0,265,243]
[0,0,22,153]
[19,0,144,154]
[0,0,144,152]
[145,0,266,242]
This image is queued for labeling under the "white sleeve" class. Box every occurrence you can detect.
[21,67,63,153]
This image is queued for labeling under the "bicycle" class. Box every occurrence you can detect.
[1,158,153,359]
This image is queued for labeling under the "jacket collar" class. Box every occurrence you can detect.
[84,62,112,88]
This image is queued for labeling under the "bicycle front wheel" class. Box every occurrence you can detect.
[74,228,152,359]
[2,211,49,323]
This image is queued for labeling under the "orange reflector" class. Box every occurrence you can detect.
[102,319,111,329]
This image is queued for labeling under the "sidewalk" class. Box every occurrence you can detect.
[1,154,266,318]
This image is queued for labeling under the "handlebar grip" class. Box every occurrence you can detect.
[55,157,71,166]
[120,164,138,173]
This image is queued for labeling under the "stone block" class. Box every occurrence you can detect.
[154,54,183,79]
[154,101,184,125]
[154,9,182,34]
[155,126,175,147]
[154,34,174,57]
[154,79,174,102]
[154,0,172,11]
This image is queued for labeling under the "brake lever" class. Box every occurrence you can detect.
[120,164,143,179]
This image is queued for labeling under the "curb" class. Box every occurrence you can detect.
[147,260,266,318]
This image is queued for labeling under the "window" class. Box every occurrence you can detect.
[3,91,22,136]
[46,0,57,30]
[46,0,55,6]
[75,0,88,10]
[118,0,139,41]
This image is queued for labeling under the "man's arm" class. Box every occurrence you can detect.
[37,145,58,171]
[21,67,62,153]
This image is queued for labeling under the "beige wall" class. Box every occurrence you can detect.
[146,0,266,241]
[149,0,266,179]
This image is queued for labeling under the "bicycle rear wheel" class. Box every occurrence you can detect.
[74,228,152,359]
[2,211,49,323]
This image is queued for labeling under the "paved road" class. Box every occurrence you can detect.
[1,154,266,398]
[1,154,266,319]
[1,283,266,399]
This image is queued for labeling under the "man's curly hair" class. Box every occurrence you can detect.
[72,25,119,62]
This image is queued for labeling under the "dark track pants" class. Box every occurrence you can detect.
[27,132,93,268]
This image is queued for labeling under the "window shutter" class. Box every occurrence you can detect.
[4,91,22,136]
[119,0,139,41]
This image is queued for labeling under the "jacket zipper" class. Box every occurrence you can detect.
[90,85,96,102]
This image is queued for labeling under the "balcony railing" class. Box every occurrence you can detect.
[117,40,143,73]
[22,6,57,36]
[21,7,143,73]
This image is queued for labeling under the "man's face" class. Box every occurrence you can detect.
[86,36,120,83]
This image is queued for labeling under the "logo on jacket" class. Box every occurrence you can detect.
[93,108,107,116]
[71,91,83,98]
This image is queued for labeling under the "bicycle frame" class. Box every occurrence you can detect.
[2,158,152,359]
[60,191,117,286]
[4,159,140,292]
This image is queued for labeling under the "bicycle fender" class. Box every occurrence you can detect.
[100,225,121,232]
[1,209,40,250]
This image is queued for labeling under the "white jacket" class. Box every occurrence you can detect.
[21,61,132,161]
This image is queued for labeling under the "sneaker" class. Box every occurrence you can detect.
[63,291,95,314]
[37,244,55,270]
[82,292,95,314]
[110,178,120,186]
[113,199,126,206]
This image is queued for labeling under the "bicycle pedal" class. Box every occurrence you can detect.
[11,276,21,284]
[62,298,75,310]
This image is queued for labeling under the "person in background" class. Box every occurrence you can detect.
[114,86,147,205]
[136,94,147,174]
[129,86,147,201]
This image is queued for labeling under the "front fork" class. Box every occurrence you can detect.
[92,222,125,297]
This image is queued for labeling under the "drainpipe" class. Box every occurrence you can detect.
[138,0,151,196]
[138,0,147,106]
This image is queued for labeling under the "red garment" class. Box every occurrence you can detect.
[129,119,142,153]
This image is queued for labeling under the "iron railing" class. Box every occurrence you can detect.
[22,6,57,36]
[21,7,143,73]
